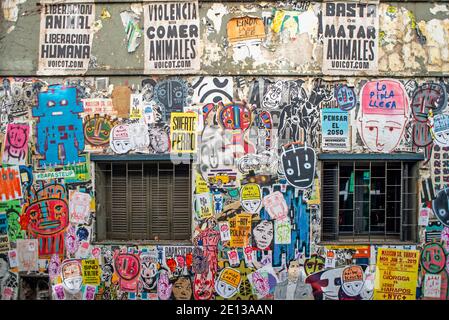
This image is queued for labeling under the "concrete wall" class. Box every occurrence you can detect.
[0,1,448,301]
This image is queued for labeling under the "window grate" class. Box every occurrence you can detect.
[95,161,192,241]
[321,160,418,243]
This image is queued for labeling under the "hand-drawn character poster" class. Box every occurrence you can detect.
[144,1,200,74]
[322,2,379,74]
[38,1,96,75]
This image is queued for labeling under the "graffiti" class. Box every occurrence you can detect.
[193,270,214,300]
[227,17,265,62]
[0,166,22,201]
[274,219,291,244]
[433,189,449,227]
[148,125,170,154]
[215,267,241,299]
[358,80,409,153]
[61,259,83,297]
[262,81,285,110]
[114,253,140,292]
[20,181,69,257]
[218,221,231,242]
[191,77,233,104]
[335,84,356,111]
[430,113,449,147]
[240,183,262,213]
[262,191,288,220]
[33,85,85,167]
[2,123,30,165]
[252,220,274,251]
[247,265,278,299]
[195,193,213,220]
[69,191,91,225]
[153,78,191,114]
[280,143,316,189]
[83,114,118,150]
[237,152,278,175]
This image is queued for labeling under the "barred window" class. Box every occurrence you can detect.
[94,160,191,241]
[321,160,419,243]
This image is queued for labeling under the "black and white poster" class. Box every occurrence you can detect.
[38,1,95,75]
[322,2,379,75]
[144,1,200,74]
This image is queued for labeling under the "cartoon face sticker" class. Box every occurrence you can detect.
[335,85,356,111]
[358,80,409,153]
[281,144,316,189]
[411,83,447,122]
[433,188,449,227]
[304,255,325,276]
[341,266,364,297]
[262,191,288,220]
[110,124,132,154]
[172,276,193,300]
[252,220,274,250]
[154,79,189,113]
[421,243,447,274]
[305,268,342,300]
[157,270,173,300]
[240,183,262,213]
[218,103,252,131]
[262,81,284,110]
[25,197,69,236]
[430,114,449,147]
[193,270,214,300]
[215,268,242,299]
[69,191,91,225]
[114,254,140,281]
[83,115,116,147]
[61,260,83,294]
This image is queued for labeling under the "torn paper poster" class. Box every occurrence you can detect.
[37,2,96,75]
[2,0,26,22]
[120,10,143,53]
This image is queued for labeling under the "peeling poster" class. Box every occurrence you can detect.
[322,2,379,75]
[38,2,95,75]
[144,0,200,74]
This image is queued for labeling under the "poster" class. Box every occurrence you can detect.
[374,248,419,300]
[38,2,96,75]
[2,123,30,165]
[0,213,9,253]
[322,2,378,74]
[0,165,22,202]
[229,214,252,248]
[321,108,350,150]
[144,1,200,74]
[129,94,144,119]
[170,112,198,153]
[82,259,101,285]
[16,239,39,272]
[82,99,116,116]
[195,192,213,220]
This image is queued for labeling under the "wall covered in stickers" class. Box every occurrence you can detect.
[0,0,449,301]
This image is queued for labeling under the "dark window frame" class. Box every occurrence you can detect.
[93,158,192,243]
[320,159,420,244]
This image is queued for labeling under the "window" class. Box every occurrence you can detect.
[321,160,419,243]
[94,160,192,241]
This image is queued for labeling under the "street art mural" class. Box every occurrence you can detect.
[1,71,449,300]
[358,80,409,153]
[33,85,85,167]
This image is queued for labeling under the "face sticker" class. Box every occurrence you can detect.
[215,268,242,299]
[281,144,316,189]
[252,220,274,250]
[240,183,262,213]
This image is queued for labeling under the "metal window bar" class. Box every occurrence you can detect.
[322,160,417,244]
